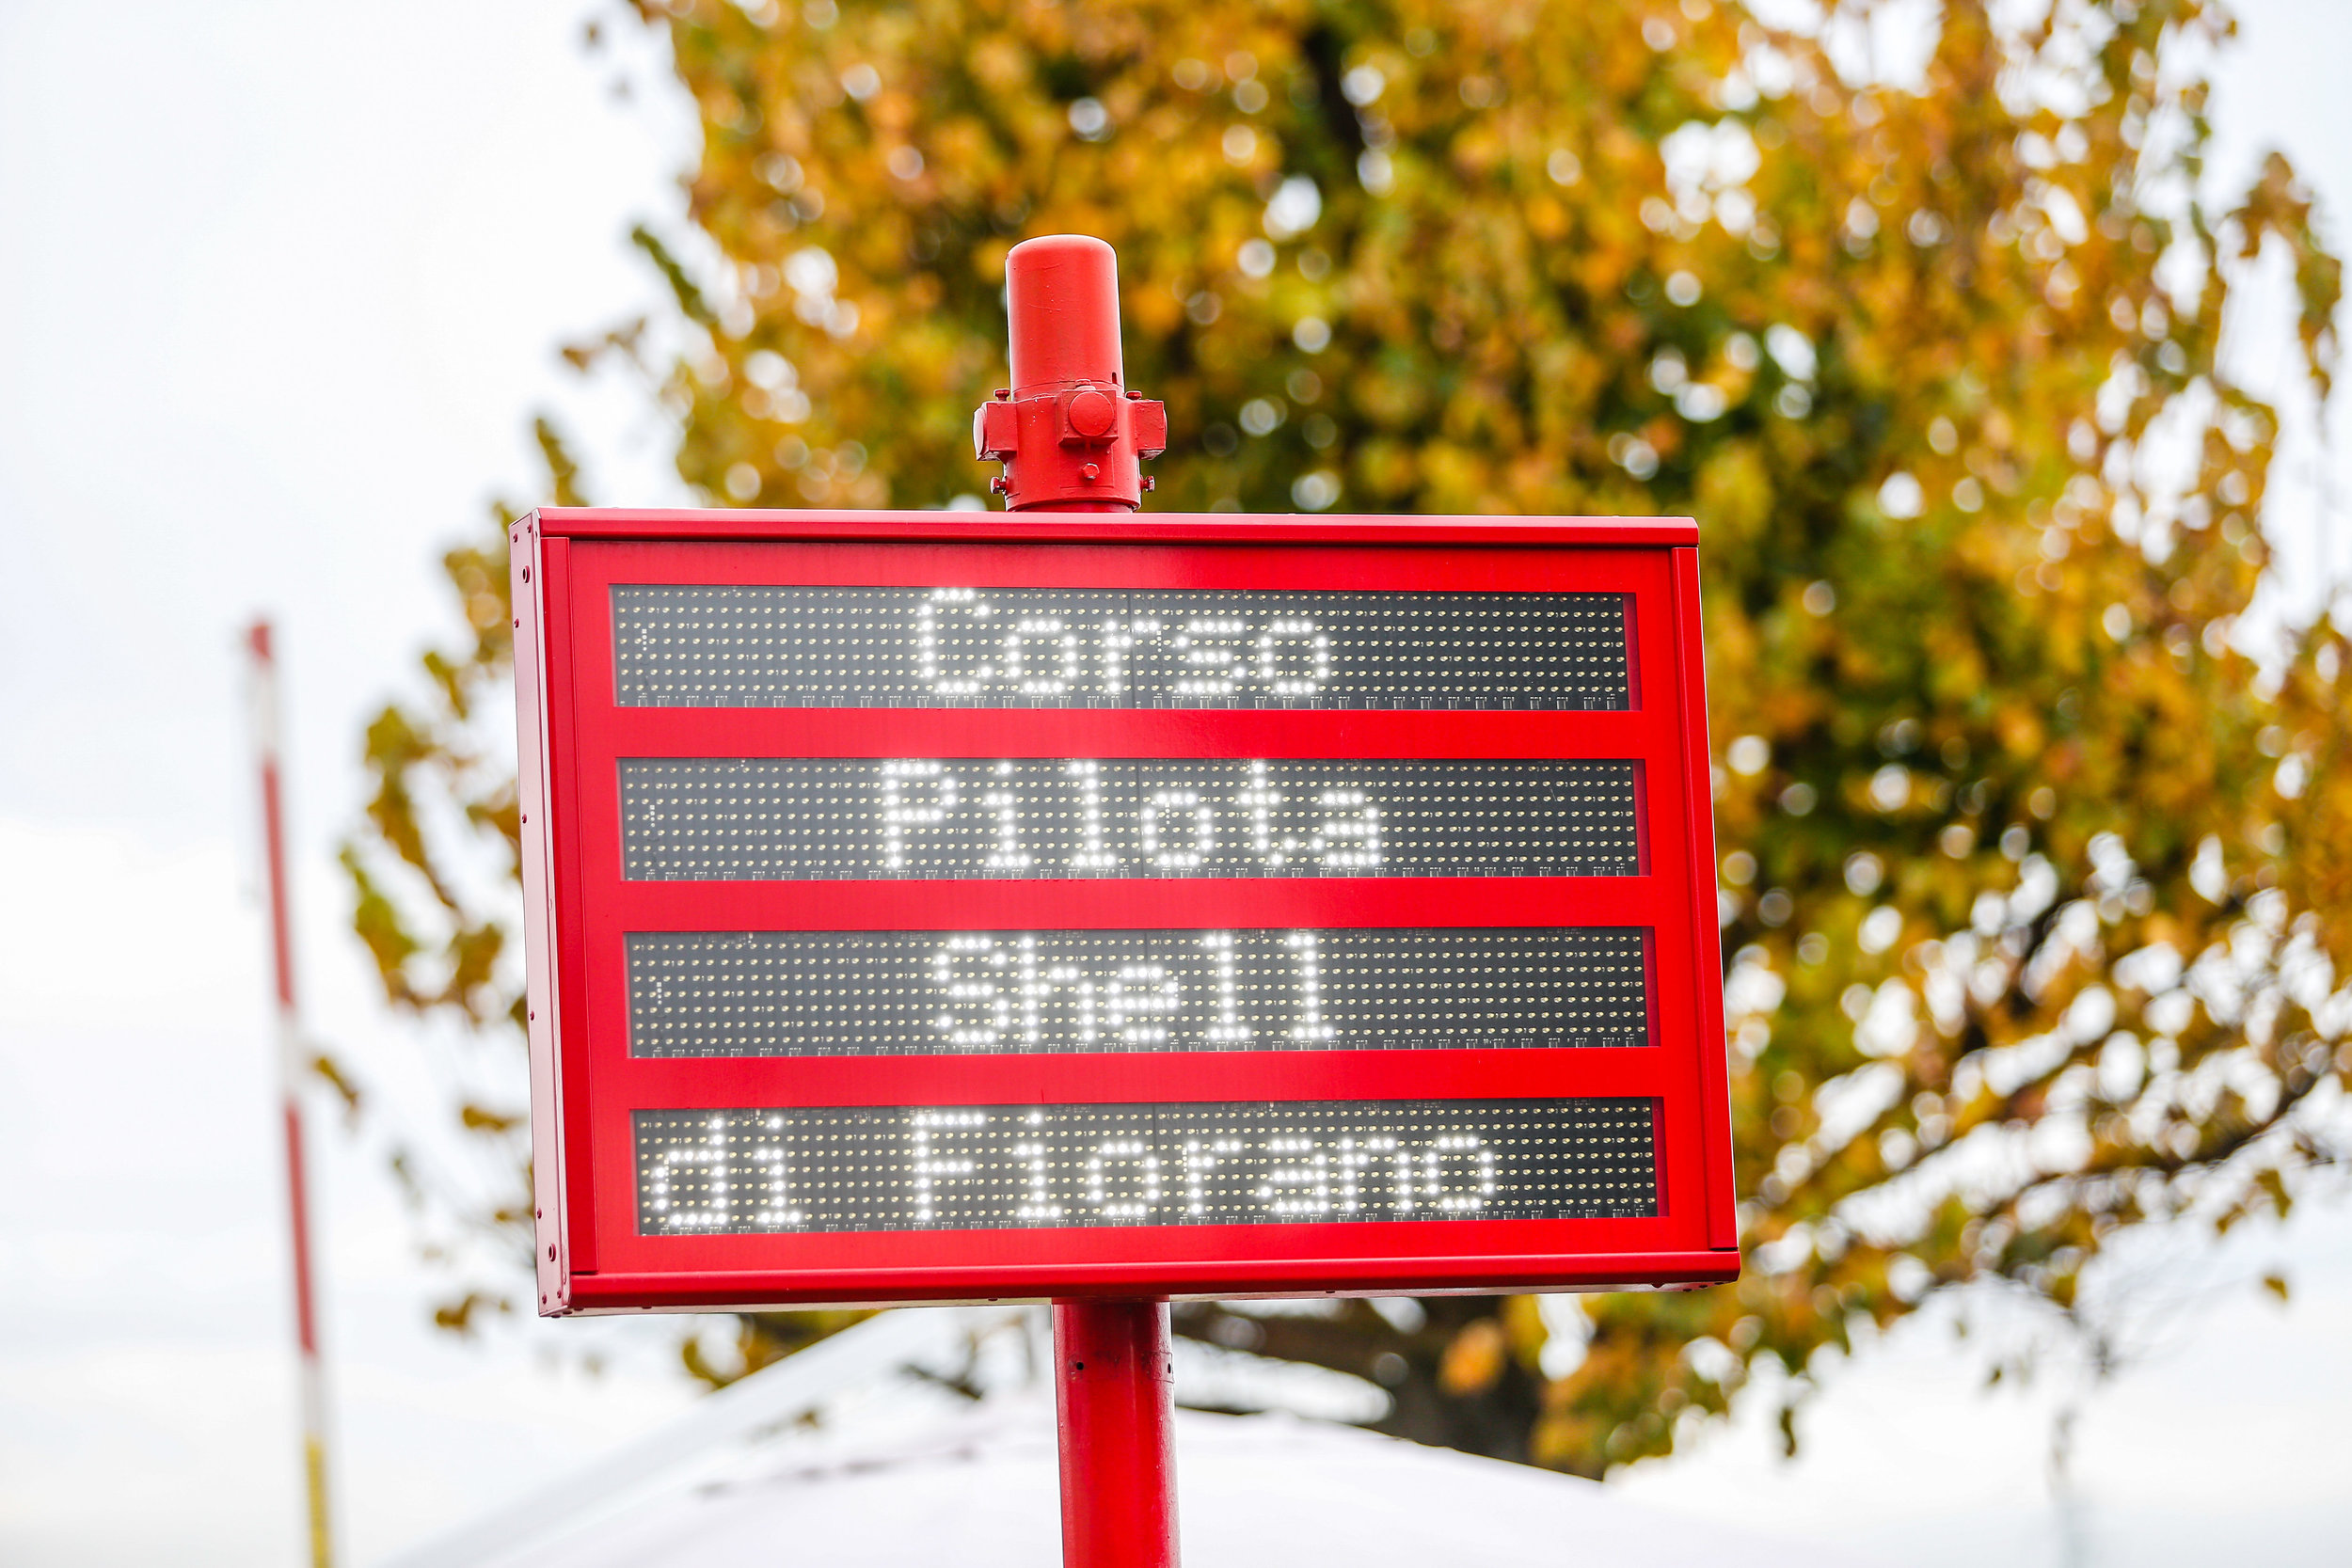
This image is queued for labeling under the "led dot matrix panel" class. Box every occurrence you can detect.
[635,1101,1659,1234]
[615,587,1631,710]
[512,510,1737,1313]
[619,758,1641,880]
[627,927,1651,1058]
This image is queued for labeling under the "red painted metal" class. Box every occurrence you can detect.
[1009,236,1126,393]
[1054,1300,1179,1568]
[545,1252,1736,1313]
[532,507,1696,546]
[973,236,1168,512]
[509,522,1737,1310]
[1671,546,1738,1250]
[246,621,337,1568]
[544,532,602,1277]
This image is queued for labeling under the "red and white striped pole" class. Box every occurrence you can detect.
[246,619,337,1568]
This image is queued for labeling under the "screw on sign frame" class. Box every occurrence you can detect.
[509,235,1738,1567]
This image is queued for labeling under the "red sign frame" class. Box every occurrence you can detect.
[513,507,1737,1314]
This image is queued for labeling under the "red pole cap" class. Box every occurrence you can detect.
[975,234,1168,513]
[1008,234,1124,394]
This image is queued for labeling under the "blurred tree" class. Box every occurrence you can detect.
[349,0,2350,1473]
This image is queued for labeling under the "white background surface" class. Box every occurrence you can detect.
[1,2,2346,1564]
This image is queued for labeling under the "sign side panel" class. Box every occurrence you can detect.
[515,516,570,1312]
[1673,546,1738,1254]
[545,535,600,1279]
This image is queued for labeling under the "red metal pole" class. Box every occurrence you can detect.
[246,620,337,1568]
[981,240,1180,1565]
[1053,1300,1180,1568]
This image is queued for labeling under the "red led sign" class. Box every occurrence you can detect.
[513,507,1737,1313]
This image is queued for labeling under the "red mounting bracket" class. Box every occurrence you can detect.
[972,235,1168,512]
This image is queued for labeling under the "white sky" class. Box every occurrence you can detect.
[0,3,2345,1565]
